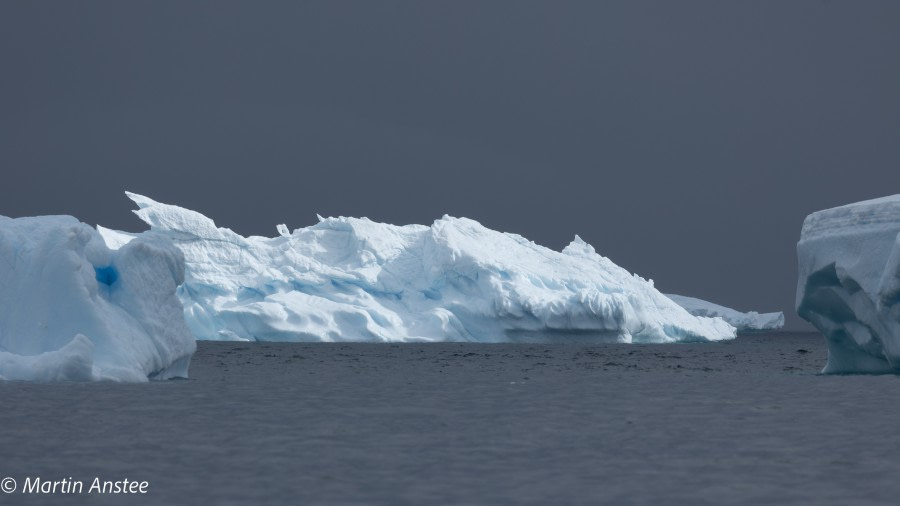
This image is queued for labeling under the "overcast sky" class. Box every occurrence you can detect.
[2,1,899,329]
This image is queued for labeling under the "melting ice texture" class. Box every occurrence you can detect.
[0,215,195,381]
[98,192,736,344]
[797,195,900,373]
[665,294,783,332]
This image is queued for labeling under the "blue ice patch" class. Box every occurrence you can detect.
[95,265,119,286]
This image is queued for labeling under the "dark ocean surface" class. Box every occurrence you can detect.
[2,332,900,505]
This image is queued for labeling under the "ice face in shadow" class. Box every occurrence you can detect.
[99,193,736,344]
[665,294,784,332]
[796,195,900,373]
[0,215,196,382]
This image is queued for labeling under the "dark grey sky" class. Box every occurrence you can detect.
[2,1,899,329]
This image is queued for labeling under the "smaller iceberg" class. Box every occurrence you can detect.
[665,294,784,332]
[0,215,195,382]
[796,195,900,373]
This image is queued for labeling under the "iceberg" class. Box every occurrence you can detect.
[665,294,784,332]
[0,215,196,382]
[99,192,736,344]
[796,195,900,373]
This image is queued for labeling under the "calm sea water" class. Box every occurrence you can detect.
[2,332,900,505]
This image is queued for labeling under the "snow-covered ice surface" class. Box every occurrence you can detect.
[100,192,736,344]
[796,195,900,373]
[0,215,195,382]
[665,293,784,332]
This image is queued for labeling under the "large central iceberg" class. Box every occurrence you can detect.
[100,193,735,344]
[797,195,900,373]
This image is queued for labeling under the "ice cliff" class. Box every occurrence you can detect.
[796,195,900,373]
[0,215,195,381]
[99,192,736,344]
[665,294,784,332]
